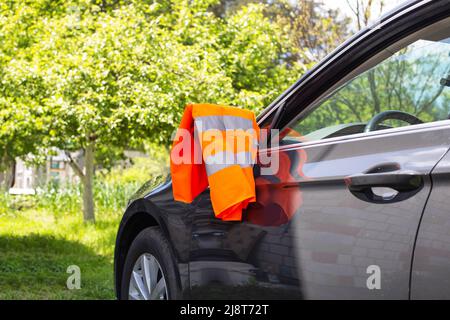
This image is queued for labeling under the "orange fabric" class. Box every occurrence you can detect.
[191,104,254,119]
[208,165,256,220]
[170,103,260,221]
[170,104,208,203]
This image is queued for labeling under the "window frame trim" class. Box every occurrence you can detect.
[258,119,450,154]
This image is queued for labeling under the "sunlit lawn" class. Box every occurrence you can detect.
[0,206,120,299]
[0,156,167,299]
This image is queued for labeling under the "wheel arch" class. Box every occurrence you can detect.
[114,201,169,299]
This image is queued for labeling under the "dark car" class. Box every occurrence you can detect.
[114,0,450,300]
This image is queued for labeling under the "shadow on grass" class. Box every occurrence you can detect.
[0,234,115,299]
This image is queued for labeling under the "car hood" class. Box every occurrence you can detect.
[128,173,172,204]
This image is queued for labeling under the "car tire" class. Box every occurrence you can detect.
[120,227,181,300]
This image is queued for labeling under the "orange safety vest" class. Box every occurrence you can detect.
[170,103,260,221]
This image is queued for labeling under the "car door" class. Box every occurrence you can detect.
[187,12,450,299]
[269,126,450,299]
[411,150,450,299]
[267,27,450,299]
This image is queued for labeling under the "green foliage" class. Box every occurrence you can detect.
[102,158,168,186]
[0,0,305,160]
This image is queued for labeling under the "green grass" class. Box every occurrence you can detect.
[0,155,168,299]
[0,217,116,299]
[0,191,123,299]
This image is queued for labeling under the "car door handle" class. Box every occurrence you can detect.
[345,168,424,204]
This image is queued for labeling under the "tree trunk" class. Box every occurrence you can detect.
[0,157,15,190]
[0,170,4,190]
[9,159,16,189]
[82,142,95,222]
[368,70,381,114]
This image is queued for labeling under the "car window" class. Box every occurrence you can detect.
[281,35,450,144]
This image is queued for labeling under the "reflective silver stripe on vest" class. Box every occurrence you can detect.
[194,115,254,132]
[204,151,255,176]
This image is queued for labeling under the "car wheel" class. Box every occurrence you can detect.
[120,227,181,300]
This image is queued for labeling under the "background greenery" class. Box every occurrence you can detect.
[0,150,167,299]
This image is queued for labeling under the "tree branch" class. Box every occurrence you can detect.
[367,70,381,113]
[416,85,445,116]
[65,151,85,181]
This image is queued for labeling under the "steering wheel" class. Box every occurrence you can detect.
[364,110,423,133]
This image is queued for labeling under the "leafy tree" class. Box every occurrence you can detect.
[269,0,351,63]
[345,0,386,31]
[0,0,306,221]
[211,0,351,63]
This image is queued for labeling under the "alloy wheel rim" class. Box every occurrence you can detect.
[128,253,168,300]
